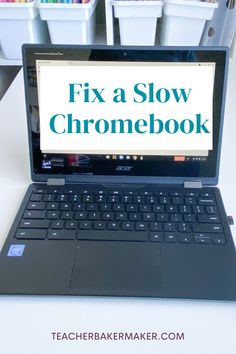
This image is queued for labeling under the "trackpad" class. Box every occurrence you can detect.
[70,243,162,296]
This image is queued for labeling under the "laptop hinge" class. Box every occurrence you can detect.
[47,178,65,186]
[184,181,203,189]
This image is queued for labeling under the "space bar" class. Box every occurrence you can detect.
[77,231,148,242]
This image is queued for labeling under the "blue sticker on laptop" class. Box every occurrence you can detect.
[8,245,25,257]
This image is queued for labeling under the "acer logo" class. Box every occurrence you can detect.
[116,166,133,172]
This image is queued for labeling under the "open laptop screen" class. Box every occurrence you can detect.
[23,46,227,180]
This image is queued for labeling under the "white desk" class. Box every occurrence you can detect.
[0,66,236,354]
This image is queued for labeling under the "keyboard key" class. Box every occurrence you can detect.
[69,195,80,203]
[100,204,111,212]
[121,196,133,203]
[51,220,64,229]
[79,221,92,230]
[140,205,151,212]
[107,222,119,230]
[212,237,226,245]
[77,230,148,242]
[121,222,134,231]
[56,195,68,202]
[19,219,50,229]
[16,229,47,240]
[206,206,218,214]
[32,189,46,194]
[86,204,98,211]
[30,194,43,202]
[113,204,125,212]
[43,194,55,202]
[179,205,191,214]
[192,206,205,214]
[60,203,71,211]
[198,199,215,206]
[61,212,73,220]
[102,212,114,220]
[198,215,220,223]
[150,222,162,231]
[88,212,101,220]
[27,202,45,210]
[172,197,184,205]
[164,223,177,232]
[65,221,77,230]
[48,189,60,194]
[23,210,46,219]
[179,234,193,243]
[108,195,120,203]
[200,192,213,198]
[47,211,60,220]
[75,212,87,220]
[165,233,178,243]
[140,191,152,196]
[184,214,196,223]
[48,230,76,240]
[192,224,222,233]
[155,192,168,197]
[82,195,93,203]
[115,212,127,221]
[170,192,183,197]
[145,196,157,204]
[73,203,85,211]
[185,197,196,205]
[143,213,155,221]
[170,214,182,222]
[166,205,177,213]
[135,222,148,231]
[95,195,106,203]
[159,197,170,205]
[126,204,138,212]
[133,196,144,204]
[152,205,164,213]
[178,223,191,232]
[129,213,140,221]
[156,214,168,222]
[94,221,106,230]
[185,192,198,197]
[64,189,74,194]
[194,236,211,244]
[150,232,163,242]
[46,203,59,211]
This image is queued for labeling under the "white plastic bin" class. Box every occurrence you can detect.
[113,0,163,46]
[0,1,48,59]
[160,0,218,46]
[37,0,98,45]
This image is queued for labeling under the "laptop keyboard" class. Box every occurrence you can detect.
[15,187,226,245]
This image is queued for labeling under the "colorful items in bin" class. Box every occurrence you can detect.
[0,0,33,2]
[37,0,98,44]
[0,0,49,59]
[39,0,90,3]
[113,0,163,46]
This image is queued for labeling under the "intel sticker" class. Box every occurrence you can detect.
[8,245,25,257]
[42,159,52,169]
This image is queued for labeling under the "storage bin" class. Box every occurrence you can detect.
[160,0,218,46]
[37,0,98,45]
[113,0,163,46]
[0,1,48,60]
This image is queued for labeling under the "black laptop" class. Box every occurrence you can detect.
[0,45,235,300]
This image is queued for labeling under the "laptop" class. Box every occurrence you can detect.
[0,45,235,300]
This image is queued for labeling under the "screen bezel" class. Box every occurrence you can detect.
[22,45,229,186]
